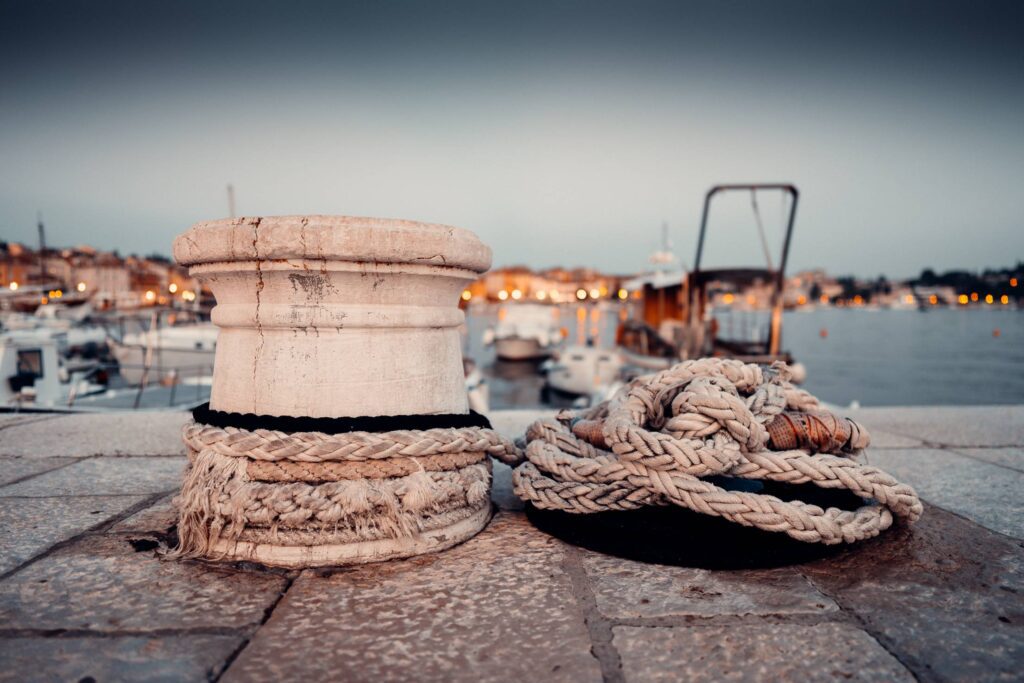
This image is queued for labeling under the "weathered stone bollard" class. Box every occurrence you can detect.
[171,216,514,567]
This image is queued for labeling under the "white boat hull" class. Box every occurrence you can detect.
[495,337,553,361]
[546,347,623,396]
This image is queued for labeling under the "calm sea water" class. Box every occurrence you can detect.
[464,304,1024,409]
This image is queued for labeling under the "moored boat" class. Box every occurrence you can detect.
[483,304,563,361]
[618,184,804,378]
[543,344,624,397]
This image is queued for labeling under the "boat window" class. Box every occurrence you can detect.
[195,341,204,350]
[599,356,611,362]
[16,349,44,379]
[570,355,585,361]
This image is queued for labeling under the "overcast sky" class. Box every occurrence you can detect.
[1,0,1022,277]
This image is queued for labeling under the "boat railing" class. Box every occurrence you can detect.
[65,361,215,409]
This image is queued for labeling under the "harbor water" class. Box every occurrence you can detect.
[464,304,1024,410]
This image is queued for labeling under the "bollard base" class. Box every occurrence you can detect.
[205,505,493,568]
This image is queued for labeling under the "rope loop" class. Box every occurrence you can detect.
[512,358,922,545]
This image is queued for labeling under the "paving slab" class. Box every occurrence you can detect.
[223,512,601,683]
[864,428,927,449]
[802,504,1024,682]
[852,405,1024,447]
[952,447,1024,473]
[581,551,837,619]
[109,494,178,534]
[0,456,185,498]
[868,448,1024,539]
[614,622,913,682]
[0,495,149,575]
[0,456,75,487]
[0,534,287,632]
[0,635,243,683]
[0,413,65,431]
[0,411,189,458]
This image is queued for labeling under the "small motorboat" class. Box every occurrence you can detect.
[1,329,107,408]
[483,304,563,361]
[543,344,624,397]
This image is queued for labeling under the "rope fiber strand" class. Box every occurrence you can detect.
[509,358,922,545]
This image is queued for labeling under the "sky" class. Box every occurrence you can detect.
[1,0,1022,278]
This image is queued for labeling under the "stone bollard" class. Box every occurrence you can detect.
[171,216,508,567]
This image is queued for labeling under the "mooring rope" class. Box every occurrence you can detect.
[173,420,518,560]
[505,358,923,544]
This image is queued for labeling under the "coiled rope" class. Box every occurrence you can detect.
[505,358,923,544]
[173,422,519,562]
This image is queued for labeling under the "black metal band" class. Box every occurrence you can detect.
[191,402,492,435]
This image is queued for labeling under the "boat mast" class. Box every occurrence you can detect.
[37,212,47,282]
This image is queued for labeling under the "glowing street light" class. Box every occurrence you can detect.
[8,281,18,291]
[985,294,994,304]
[576,288,587,301]
[145,290,156,302]
[617,288,628,300]
[497,290,509,301]
[169,283,178,293]
[589,288,600,299]
[461,290,472,301]
[511,289,522,300]
[76,282,87,292]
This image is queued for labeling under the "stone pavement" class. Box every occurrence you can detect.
[0,406,1022,682]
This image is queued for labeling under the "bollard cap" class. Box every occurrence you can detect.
[174,215,492,273]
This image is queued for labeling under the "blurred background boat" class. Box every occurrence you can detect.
[482,303,564,360]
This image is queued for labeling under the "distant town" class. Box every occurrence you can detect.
[0,240,1020,312]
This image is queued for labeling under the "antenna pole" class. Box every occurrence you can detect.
[227,184,236,218]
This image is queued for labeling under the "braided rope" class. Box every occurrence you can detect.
[173,421,518,563]
[182,423,520,462]
[510,358,922,545]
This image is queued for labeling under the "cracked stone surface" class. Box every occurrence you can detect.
[0,534,287,631]
[0,635,243,683]
[801,505,1024,681]
[614,623,914,682]
[0,456,75,487]
[0,495,149,575]
[0,457,185,498]
[223,512,601,683]
[0,407,1021,682]
[853,405,1024,447]
[109,494,178,534]
[952,447,1024,473]
[0,414,62,431]
[581,551,837,619]
[0,411,189,458]
[868,449,1024,539]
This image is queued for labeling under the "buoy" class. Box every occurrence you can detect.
[993,328,1001,338]
[819,328,828,338]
